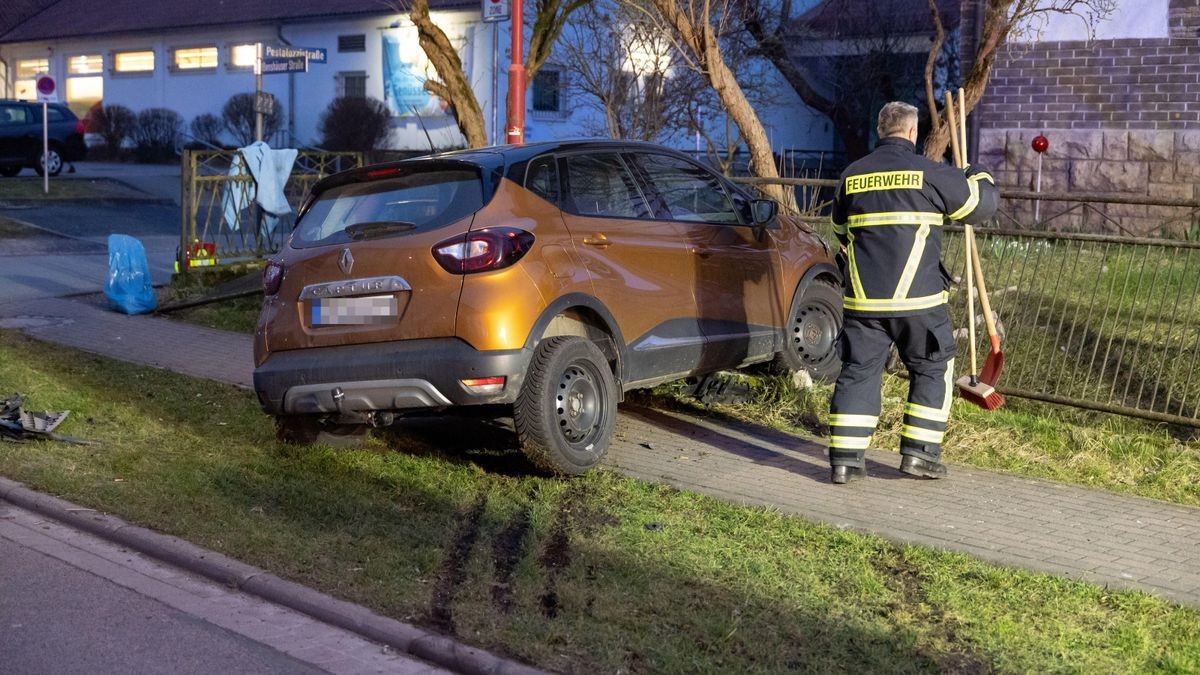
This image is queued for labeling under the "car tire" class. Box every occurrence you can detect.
[34,147,64,177]
[514,336,618,476]
[0,166,20,178]
[274,415,368,449]
[774,279,843,383]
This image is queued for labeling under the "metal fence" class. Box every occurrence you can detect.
[735,176,1200,427]
[179,149,363,271]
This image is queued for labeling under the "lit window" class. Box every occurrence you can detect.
[68,55,103,75]
[65,76,103,117]
[14,80,36,100]
[114,50,155,73]
[16,59,49,79]
[173,47,218,70]
[230,44,257,69]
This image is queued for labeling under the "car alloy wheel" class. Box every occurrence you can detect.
[37,149,63,177]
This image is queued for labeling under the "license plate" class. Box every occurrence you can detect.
[309,295,398,326]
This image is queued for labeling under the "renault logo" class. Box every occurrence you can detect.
[338,248,354,275]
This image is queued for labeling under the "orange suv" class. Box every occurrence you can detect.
[253,141,842,474]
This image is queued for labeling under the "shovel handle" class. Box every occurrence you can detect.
[945,91,963,169]
[958,88,968,163]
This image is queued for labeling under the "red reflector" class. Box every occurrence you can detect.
[75,120,86,135]
[460,376,506,394]
[366,167,400,178]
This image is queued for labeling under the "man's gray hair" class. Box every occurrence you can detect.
[877,101,919,138]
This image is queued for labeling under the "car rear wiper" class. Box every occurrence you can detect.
[344,221,417,240]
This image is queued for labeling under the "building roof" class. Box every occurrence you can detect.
[0,0,476,44]
[795,0,962,39]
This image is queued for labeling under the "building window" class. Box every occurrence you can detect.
[16,58,49,79]
[65,76,103,118]
[338,34,366,52]
[172,47,218,71]
[67,54,102,75]
[229,44,257,70]
[532,69,562,114]
[337,71,368,98]
[113,50,155,73]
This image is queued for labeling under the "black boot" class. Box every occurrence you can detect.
[900,455,947,479]
[831,465,868,484]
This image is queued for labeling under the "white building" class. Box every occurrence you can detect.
[0,0,829,155]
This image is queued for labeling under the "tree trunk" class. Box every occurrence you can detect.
[649,0,785,202]
[411,0,488,148]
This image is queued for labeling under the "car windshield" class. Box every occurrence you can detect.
[292,166,483,248]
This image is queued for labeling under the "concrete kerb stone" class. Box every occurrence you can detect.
[0,476,545,675]
[0,197,175,207]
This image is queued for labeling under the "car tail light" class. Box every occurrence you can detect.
[262,260,284,295]
[461,376,506,394]
[432,228,534,274]
[75,120,86,135]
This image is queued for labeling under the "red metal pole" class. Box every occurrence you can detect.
[505,0,525,145]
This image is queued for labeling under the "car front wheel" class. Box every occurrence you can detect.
[775,279,843,383]
[514,336,617,475]
[35,147,63,177]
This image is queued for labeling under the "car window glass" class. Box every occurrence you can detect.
[562,154,650,219]
[524,155,560,204]
[636,153,742,225]
[46,107,66,122]
[0,106,30,126]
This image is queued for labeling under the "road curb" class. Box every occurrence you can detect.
[0,476,544,675]
[0,197,175,207]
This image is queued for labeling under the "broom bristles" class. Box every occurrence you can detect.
[956,374,1005,411]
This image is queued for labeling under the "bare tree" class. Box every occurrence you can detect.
[921,0,1116,160]
[629,0,786,201]
[394,0,588,148]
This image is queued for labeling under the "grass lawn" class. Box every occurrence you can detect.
[0,214,42,238]
[1,330,1198,673]
[0,177,154,201]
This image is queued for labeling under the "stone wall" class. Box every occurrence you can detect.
[976,128,1199,236]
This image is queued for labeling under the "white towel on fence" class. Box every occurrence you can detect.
[221,142,299,233]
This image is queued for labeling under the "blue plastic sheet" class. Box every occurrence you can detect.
[104,234,157,314]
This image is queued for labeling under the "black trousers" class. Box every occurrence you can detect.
[828,306,955,468]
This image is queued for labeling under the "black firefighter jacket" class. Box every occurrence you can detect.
[831,136,999,317]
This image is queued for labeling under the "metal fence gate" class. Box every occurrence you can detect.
[179,149,363,271]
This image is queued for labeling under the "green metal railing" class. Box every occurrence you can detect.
[179,149,363,271]
[735,176,1200,427]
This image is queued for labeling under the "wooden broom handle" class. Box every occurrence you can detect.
[968,226,1001,349]
[958,87,968,165]
[944,90,963,169]
[964,220,978,376]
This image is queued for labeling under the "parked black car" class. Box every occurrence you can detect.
[0,100,87,177]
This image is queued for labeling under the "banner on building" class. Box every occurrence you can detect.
[382,32,442,117]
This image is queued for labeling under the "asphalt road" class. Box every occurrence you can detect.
[0,544,325,675]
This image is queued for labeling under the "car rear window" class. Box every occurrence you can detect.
[292,167,483,248]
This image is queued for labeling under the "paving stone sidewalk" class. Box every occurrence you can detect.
[2,296,1198,608]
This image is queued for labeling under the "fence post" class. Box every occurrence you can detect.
[178,150,192,277]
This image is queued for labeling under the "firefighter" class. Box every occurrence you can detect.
[828,101,998,485]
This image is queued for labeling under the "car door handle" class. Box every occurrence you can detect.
[582,235,611,248]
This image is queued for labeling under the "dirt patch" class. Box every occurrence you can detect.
[878,552,995,674]
[427,492,488,634]
[491,508,531,614]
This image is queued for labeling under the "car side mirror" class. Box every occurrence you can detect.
[751,199,777,226]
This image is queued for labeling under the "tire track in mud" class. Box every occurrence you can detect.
[427,492,488,634]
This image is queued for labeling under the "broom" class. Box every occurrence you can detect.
[946,89,1005,410]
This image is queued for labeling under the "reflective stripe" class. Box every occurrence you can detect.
[948,179,980,220]
[843,291,948,313]
[970,172,994,185]
[901,425,945,444]
[942,358,955,416]
[905,402,949,423]
[830,413,879,428]
[832,218,848,235]
[847,241,866,299]
[893,222,931,299]
[847,211,944,228]
[830,435,871,450]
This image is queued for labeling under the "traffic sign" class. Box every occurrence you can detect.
[262,56,308,74]
[482,0,510,22]
[35,75,57,102]
[264,45,326,63]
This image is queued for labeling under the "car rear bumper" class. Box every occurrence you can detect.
[253,337,531,416]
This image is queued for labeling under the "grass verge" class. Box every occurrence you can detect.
[1,330,1198,673]
[0,177,154,200]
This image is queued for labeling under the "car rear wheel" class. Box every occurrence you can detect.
[34,147,63,177]
[514,336,617,475]
[274,415,368,448]
[775,279,842,383]
[0,166,20,178]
